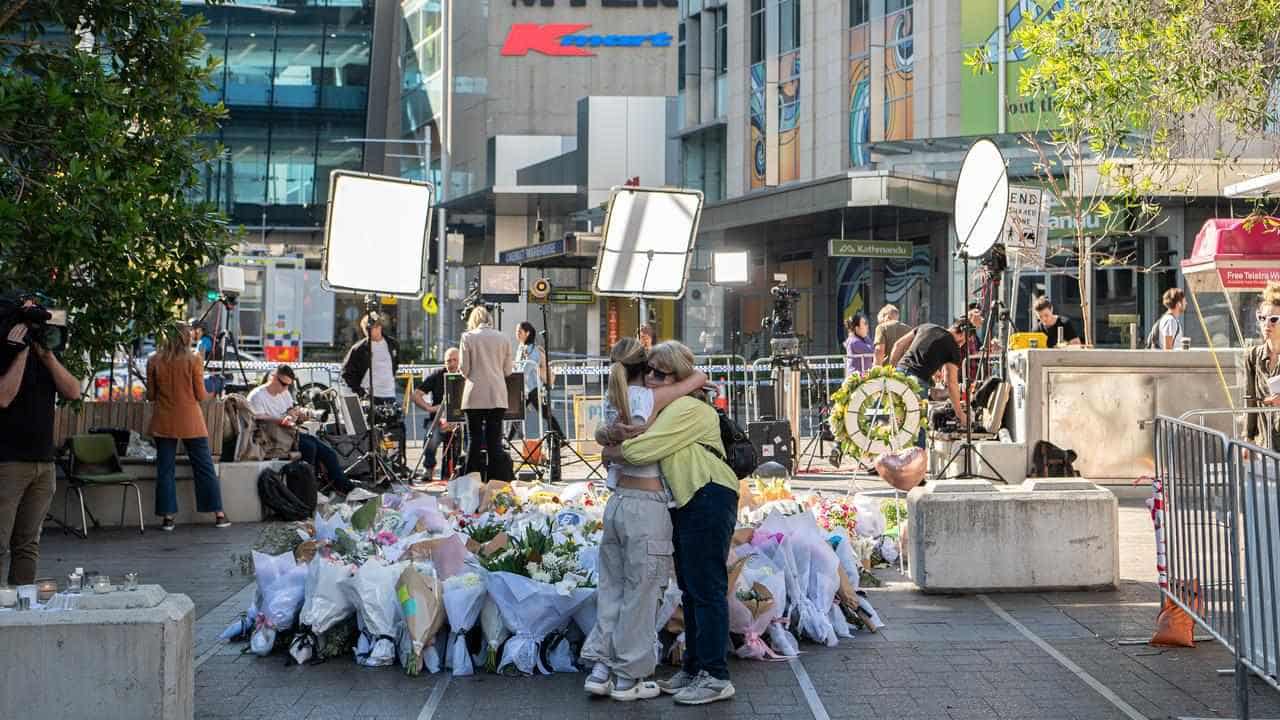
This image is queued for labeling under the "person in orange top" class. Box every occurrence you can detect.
[146,322,228,532]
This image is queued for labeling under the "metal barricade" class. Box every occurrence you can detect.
[1153,415,1280,718]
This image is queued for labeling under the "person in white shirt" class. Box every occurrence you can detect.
[249,365,353,493]
[1151,288,1187,350]
[341,313,400,403]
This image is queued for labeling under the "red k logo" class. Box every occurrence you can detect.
[501,24,595,57]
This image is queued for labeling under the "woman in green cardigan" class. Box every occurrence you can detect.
[604,340,740,706]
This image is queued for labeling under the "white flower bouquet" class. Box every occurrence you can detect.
[249,550,308,657]
[442,571,486,676]
[341,558,409,667]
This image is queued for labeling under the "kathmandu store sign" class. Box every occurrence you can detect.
[501,24,673,57]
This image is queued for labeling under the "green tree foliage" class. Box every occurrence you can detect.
[0,1,230,377]
[966,0,1280,344]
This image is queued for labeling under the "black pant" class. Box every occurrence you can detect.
[672,482,738,681]
[465,408,512,482]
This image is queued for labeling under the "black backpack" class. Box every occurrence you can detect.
[1031,441,1080,478]
[281,461,318,513]
[257,466,314,521]
[703,409,758,480]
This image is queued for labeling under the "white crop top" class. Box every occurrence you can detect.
[604,385,661,488]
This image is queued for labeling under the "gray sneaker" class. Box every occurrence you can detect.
[672,671,735,705]
[657,670,696,695]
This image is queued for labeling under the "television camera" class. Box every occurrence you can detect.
[764,274,801,361]
[0,292,68,355]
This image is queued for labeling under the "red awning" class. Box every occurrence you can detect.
[1182,217,1280,290]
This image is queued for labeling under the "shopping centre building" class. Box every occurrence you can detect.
[185,0,1274,360]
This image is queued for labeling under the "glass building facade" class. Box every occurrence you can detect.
[189,1,373,229]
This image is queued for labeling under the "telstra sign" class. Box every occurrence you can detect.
[501,23,674,57]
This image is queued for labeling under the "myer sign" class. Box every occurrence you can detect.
[828,239,913,259]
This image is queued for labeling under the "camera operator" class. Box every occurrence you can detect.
[249,365,354,495]
[460,306,514,482]
[341,313,400,405]
[412,347,463,481]
[0,302,80,586]
[889,317,971,444]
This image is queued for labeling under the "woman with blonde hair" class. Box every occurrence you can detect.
[146,322,228,531]
[582,338,705,701]
[1245,282,1280,451]
[460,305,514,481]
[604,340,739,706]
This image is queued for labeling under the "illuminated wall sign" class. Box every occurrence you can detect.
[511,0,678,7]
[501,23,673,57]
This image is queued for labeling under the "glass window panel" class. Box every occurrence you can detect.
[224,24,274,107]
[850,0,868,26]
[779,0,800,54]
[199,20,227,104]
[273,25,323,108]
[266,121,317,211]
[223,125,268,223]
[750,2,765,64]
[314,120,366,207]
[323,30,371,110]
[716,9,727,75]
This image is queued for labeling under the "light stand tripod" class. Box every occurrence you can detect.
[935,253,1007,484]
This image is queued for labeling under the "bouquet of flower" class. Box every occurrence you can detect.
[478,595,510,672]
[249,551,309,656]
[397,565,446,676]
[727,548,792,660]
[484,570,594,675]
[342,558,409,667]
[290,554,356,665]
[811,496,857,535]
[442,571,487,676]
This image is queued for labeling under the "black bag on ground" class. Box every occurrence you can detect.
[280,460,318,514]
[257,467,313,521]
[1031,441,1080,478]
[704,410,759,480]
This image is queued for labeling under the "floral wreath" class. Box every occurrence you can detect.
[829,365,928,466]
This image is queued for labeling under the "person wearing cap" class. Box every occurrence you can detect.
[249,365,354,494]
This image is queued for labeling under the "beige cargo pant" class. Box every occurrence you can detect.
[581,488,674,681]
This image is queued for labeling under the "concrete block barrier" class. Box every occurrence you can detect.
[0,586,195,719]
[907,478,1119,593]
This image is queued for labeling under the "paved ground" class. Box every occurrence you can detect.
[32,469,1280,720]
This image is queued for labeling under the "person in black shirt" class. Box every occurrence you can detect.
[411,346,462,481]
[0,311,81,585]
[889,318,971,434]
[1032,297,1081,348]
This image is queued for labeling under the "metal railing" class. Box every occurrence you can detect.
[1153,415,1280,717]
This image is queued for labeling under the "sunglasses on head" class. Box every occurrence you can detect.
[1259,314,1280,327]
[646,364,672,381]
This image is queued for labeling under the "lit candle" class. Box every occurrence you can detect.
[0,586,15,608]
[35,579,57,603]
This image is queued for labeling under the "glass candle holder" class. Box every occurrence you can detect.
[66,573,82,594]
[34,578,57,603]
[92,576,112,594]
[124,573,139,591]
[0,586,16,608]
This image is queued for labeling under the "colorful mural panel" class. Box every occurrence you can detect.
[778,51,801,184]
[883,5,914,142]
[849,24,870,167]
[835,245,932,337]
[750,61,766,189]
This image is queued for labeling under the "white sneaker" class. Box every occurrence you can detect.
[611,680,661,702]
[584,664,611,696]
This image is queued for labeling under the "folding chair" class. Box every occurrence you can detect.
[65,433,145,537]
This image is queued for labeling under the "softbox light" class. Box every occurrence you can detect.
[711,250,750,285]
[479,265,521,302]
[593,186,703,299]
[322,171,434,298]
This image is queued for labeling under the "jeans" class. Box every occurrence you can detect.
[0,461,55,585]
[300,434,353,493]
[154,437,224,518]
[671,482,738,681]
[466,408,512,482]
[422,416,462,481]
